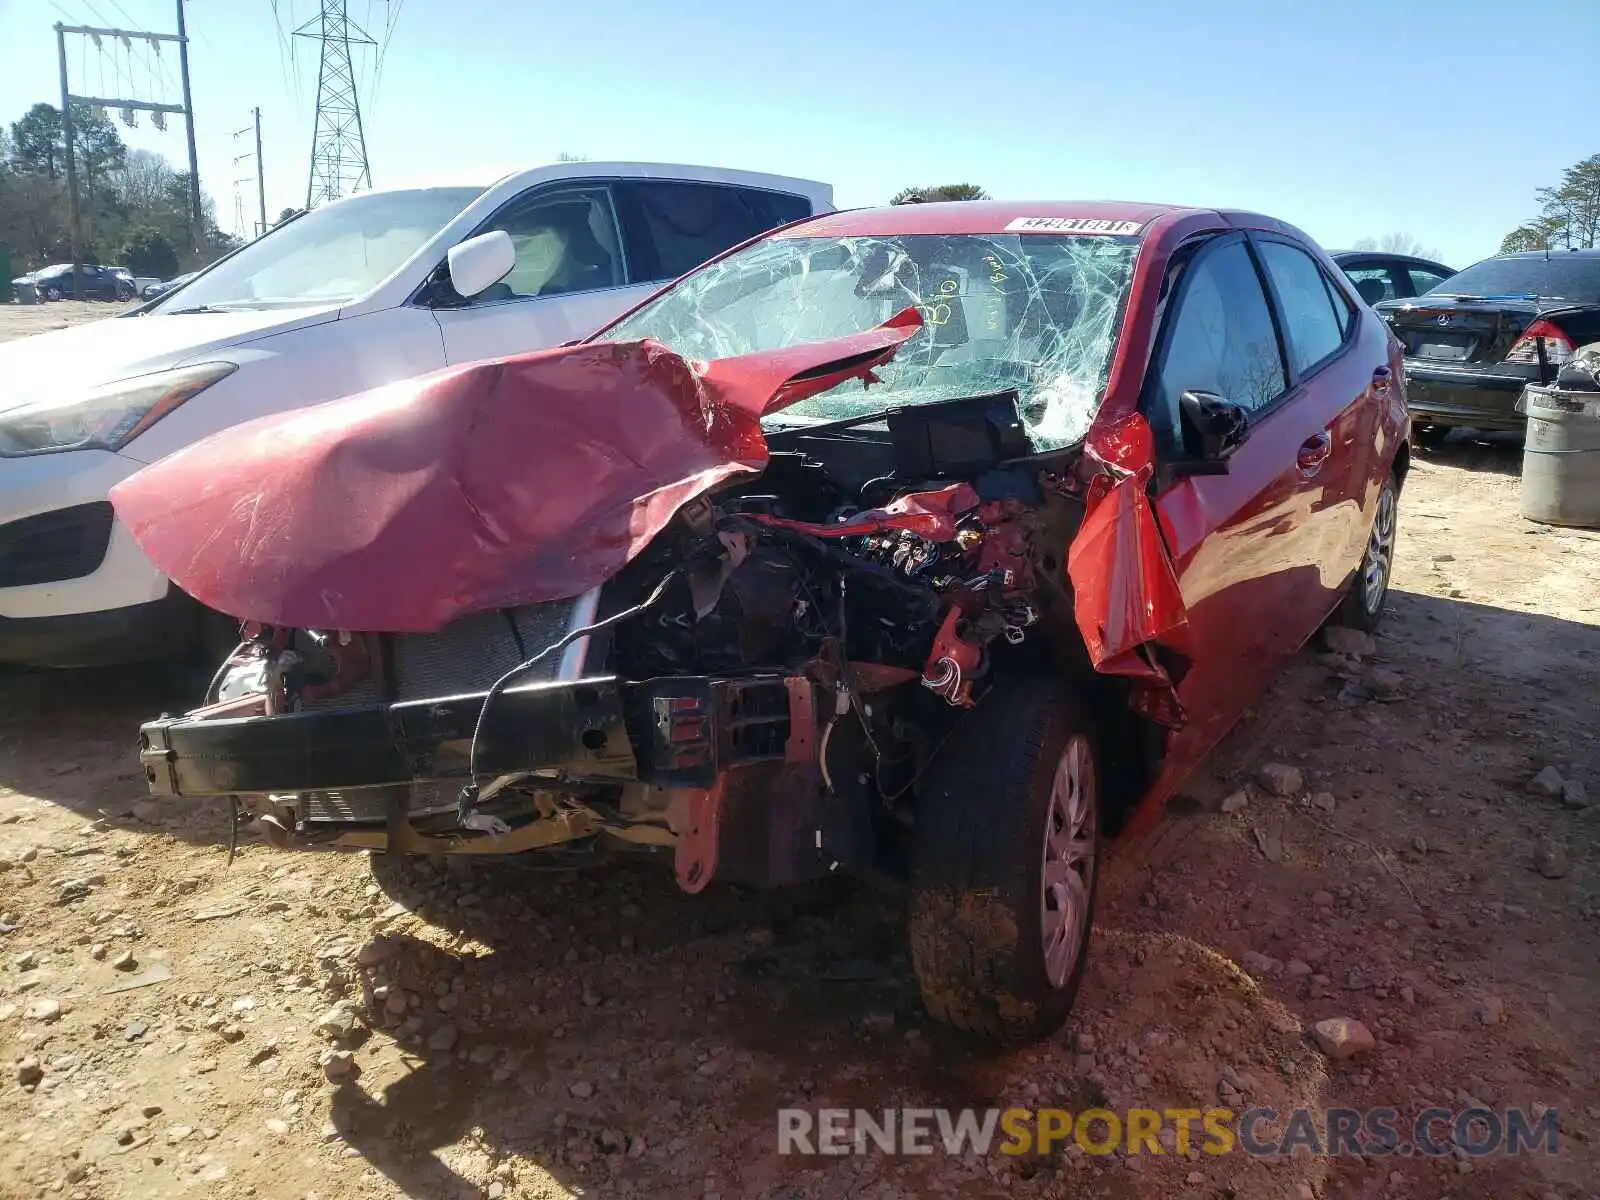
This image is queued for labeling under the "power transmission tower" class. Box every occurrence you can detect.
[293,1,375,208]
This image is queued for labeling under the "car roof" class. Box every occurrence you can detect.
[777,200,1197,238]
[1330,250,1454,269]
[1489,249,1600,259]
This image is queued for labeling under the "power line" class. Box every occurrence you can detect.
[269,0,303,110]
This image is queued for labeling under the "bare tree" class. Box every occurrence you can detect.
[1351,232,1443,261]
[113,149,177,213]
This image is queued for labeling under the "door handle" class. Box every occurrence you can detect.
[1297,432,1333,475]
[1372,365,1392,396]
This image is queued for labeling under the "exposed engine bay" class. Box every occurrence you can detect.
[138,389,1117,891]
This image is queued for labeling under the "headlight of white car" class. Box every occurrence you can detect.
[0,362,237,457]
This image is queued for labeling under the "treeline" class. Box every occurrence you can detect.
[0,101,239,278]
[1501,154,1600,252]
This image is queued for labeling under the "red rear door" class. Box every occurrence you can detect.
[1252,235,1389,587]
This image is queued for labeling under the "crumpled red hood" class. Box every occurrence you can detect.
[110,311,922,633]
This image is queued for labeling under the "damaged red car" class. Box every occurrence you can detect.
[116,201,1409,1043]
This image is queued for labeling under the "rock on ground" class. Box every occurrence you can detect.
[1311,1017,1375,1060]
[1257,762,1304,797]
[1527,765,1565,797]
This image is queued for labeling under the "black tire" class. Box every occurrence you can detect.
[908,676,1100,1044]
[43,285,59,301]
[1332,471,1399,632]
[1413,424,1451,452]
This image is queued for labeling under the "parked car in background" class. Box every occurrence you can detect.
[115,199,1409,1044]
[1376,249,1600,447]
[1332,250,1456,306]
[0,162,834,668]
[141,271,198,300]
[20,263,134,302]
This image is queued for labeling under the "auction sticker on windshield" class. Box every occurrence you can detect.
[1005,217,1144,235]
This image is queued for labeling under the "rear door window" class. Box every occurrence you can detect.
[618,181,813,282]
[1257,241,1347,375]
[1147,236,1286,448]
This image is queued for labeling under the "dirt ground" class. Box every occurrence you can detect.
[1,303,1597,1200]
[0,300,142,344]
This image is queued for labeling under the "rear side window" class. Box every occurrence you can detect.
[1148,238,1286,446]
[618,182,813,282]
[1408,267,1451,295]
[1258,241,1346,374]
[1433,256,1600,303]
[1345,265,1396,305]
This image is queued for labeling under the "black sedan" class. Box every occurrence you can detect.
[1331,251,1457,306]
[1376,250,1600,446]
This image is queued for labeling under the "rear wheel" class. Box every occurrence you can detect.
[1332,472,1398,632]
[908,677,1100,1044]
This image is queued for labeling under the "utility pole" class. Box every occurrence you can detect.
[254,108,267,237]
[53,17,196,277]
[232,108,268,239]
[174,0,203,252]
[55,24,85,301]
[294,1,375,208]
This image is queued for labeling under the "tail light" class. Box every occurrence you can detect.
[1504,320,1576,367]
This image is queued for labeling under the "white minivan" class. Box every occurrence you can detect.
[0,163,833,667]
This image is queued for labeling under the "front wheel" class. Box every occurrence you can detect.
[1332,472,1398,632]
[908,677,1100,1044]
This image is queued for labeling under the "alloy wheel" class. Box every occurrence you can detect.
[1362,484,1397,614]
[1041,734,1097,989]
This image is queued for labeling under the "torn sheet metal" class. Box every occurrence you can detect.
[1066,415,1191,726]
[109,313,921,633]
[746,482,979,542]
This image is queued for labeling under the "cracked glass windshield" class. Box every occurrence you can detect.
[605,232,1141,450]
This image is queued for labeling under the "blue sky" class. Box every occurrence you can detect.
[2,0,1596,267]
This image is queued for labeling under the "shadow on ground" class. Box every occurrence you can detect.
[0,660,229,841]
[1415,428,1524,476]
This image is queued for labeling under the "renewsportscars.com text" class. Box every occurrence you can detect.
[777,1106,1559,1158]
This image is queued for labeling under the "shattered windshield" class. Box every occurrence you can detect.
[604,232,1140,450]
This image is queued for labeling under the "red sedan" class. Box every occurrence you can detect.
[117,200,1409,1043]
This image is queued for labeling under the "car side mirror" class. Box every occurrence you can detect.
[1174,389,1250,476]
[446,230,516,299]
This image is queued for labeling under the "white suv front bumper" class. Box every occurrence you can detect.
[0,448,186,666]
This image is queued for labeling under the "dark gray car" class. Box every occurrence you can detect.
[1376,250,1600,445]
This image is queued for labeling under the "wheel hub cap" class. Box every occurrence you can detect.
[1041,735,1096,989]
[1363,486,1397,612]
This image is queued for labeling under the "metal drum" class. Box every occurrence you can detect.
[1520,381,1600,529]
